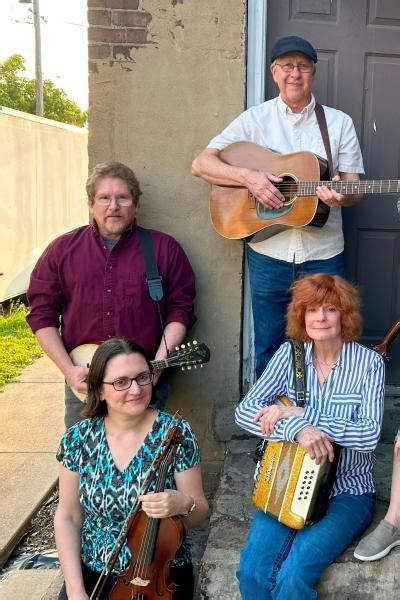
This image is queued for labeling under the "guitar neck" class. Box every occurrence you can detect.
[298,180,400,196]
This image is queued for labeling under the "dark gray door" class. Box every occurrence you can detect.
[265,0,400,382]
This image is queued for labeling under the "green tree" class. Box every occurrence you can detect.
[0,54,87,127]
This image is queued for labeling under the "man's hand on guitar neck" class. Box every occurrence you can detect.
[316,172,362,208]
[316,174,345,208]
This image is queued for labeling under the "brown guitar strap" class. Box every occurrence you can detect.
[315,103,334,178]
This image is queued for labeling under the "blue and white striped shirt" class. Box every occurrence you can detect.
[235,341,385,496]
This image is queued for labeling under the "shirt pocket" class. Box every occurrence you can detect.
[328,394,362,420]
[121,276,147,310]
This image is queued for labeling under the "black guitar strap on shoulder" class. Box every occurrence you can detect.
[290,339,306,408]
[315,103,334,179]
[137,226,169,356]
[137,226,163,301]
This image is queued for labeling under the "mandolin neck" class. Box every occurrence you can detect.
[150,358,168,370]
[297,180,400,196]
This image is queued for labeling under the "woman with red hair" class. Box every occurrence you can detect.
[235,273,385,599]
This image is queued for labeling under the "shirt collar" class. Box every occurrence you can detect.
[277,93,316,117]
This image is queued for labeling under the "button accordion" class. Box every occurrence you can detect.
[252,396,341,530]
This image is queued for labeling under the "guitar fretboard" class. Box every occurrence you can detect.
[297,180,400,196]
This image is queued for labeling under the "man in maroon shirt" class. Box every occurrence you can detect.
[27,161,196,428]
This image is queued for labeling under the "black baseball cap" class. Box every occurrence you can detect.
[270,36,318,64]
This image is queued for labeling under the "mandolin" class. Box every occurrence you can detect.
[69,341,210,401]
[210,141,400,242]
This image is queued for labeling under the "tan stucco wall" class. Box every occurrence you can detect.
[88,1,246,486]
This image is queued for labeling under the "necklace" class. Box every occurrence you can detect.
[314,356,336,367]
[313,355,335,386]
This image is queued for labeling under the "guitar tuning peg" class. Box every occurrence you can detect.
[181,367,185,371]
[194,365,197,369]
[187,366,192,370]
[200,364,204,368]
[193,340,197,345]
[181,344,186,349]
[175,346,179,351]
[187,341,191,346]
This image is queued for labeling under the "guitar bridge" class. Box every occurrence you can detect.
[248,192,257,209]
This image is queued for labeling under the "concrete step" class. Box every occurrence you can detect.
[199,437,400,599]
[0,569,63,600]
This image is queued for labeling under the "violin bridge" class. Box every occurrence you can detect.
[130,576,150,587]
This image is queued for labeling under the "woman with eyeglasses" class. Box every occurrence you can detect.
[54,338,209,600]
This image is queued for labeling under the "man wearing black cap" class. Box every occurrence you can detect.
[192,35,364,378]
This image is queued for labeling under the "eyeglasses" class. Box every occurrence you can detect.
[274,62,314,73]
[103,372,153,391]
[94,195,133,206]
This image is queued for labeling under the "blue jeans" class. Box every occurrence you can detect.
[247,248,347,378]
[237,492,375,600]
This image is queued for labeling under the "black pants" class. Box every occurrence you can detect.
[58,561,194,599]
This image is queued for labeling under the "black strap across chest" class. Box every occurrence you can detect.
[137,226,163,302]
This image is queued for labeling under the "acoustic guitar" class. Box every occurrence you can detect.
[210,141,400,242]
[69,341,210,401]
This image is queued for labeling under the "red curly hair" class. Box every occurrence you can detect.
[286,273,362,343]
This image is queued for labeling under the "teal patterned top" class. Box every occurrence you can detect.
[56,411,200,574]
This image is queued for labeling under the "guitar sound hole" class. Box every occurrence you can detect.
[276,176,297,204]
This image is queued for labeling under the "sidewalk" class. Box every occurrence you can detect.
[0,355,64,599]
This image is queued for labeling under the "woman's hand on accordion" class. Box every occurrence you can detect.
[254,404,305,435]
[295,426,335,465]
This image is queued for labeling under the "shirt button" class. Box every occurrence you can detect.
[107,334,112,338]
[109,265,113,270]
[107,288,112,293]
[106,311,111,316]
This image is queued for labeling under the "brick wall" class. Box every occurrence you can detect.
[87,0,152,70]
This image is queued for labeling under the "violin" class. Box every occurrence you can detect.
[109,509,184,599]
[90,416,186,600]
[108,433,185,600]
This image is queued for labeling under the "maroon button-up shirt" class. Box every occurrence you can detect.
[27,222,196,356]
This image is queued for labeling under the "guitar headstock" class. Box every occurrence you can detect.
[164,340,210,371]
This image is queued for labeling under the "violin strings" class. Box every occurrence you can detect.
[135,452,171,583]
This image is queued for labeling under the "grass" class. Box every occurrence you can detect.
[0,302,43,389]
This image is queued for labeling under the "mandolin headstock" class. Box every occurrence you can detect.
[151,340,211,371]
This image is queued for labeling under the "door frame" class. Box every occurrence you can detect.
[242,0,269,391]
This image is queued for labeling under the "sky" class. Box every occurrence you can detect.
[0,0,88,110]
